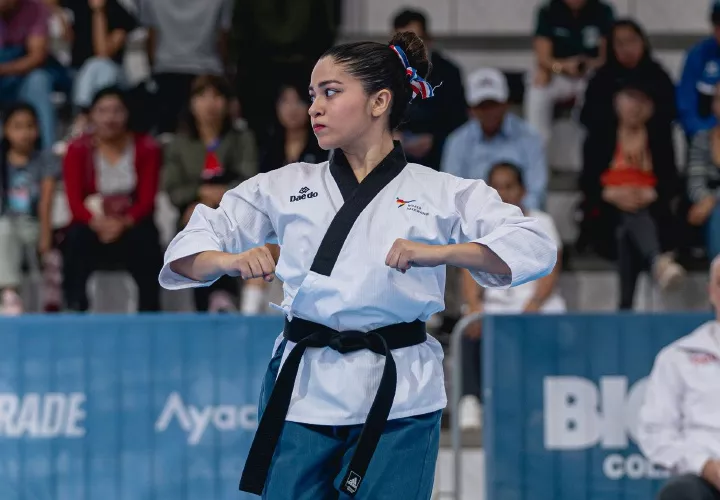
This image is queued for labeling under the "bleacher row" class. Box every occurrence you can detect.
[35,24,711,313]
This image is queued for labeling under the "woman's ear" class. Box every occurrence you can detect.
[370,89,393,118]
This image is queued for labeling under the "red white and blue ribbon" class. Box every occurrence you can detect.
[389,44,435,101]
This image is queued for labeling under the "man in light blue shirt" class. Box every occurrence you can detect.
[441,68,548,210]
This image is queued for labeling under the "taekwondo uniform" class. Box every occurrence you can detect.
[159,142,557,499]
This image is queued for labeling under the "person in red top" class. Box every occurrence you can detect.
[583,82,684,309]
[61,86,163,312]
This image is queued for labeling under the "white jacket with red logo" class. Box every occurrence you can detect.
[638,320,720,475]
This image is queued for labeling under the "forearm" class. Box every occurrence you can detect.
[169,250,231,282]
[91,9,110,57]
[38,179,55,237]
[525,263,560,307]
[443,242,511,276]
[460,268,484,310]
[0,54,44,75]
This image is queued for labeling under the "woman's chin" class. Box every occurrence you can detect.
[315,136,337,151]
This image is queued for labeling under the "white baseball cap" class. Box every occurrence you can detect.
[465,68,509,106]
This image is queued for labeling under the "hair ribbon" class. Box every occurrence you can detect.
[389,44,437,100]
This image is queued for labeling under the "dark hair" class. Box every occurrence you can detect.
[276,80,311,107]
[322,31,432,131]
[90,85,130,111]
[488,162,525,188]
[607,19,652,69]
[180,74,233,139]
[0,102,41,213]
[392,8,428,34]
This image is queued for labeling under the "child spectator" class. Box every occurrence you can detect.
[0,103,60,315]
[584,83,684,309]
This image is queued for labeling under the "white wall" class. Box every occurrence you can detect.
[341,0,712,35]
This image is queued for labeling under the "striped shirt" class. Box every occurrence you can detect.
[159,144,556,426]
[687,129,720,203]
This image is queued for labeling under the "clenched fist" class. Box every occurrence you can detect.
[385,238,447,273]
[223,246,276,282]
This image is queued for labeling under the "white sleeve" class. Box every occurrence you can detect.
[637,348,713,476]
[451,178,556,289]
[158,175,277,290]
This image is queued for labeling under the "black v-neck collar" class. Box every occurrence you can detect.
[329,141,408,202]
[310,141,408,276]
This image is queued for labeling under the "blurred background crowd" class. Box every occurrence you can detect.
[1,0,720,431]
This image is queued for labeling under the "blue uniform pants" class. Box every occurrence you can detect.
[257,340,441,500]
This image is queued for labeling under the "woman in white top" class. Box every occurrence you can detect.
[159,32,556,499]
[458,162,566,430]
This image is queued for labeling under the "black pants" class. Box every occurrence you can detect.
[154,72,197,135]
[461,335,482,400]
[617,209,662,310]
[658,475,720,500]
[62,218,163,312]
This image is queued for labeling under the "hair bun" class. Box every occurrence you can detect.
[389,31,432,80]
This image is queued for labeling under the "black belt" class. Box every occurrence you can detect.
[239,317,427,497]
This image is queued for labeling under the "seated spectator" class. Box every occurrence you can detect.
[677,0,720,140]
[62,86,163,312]
[61,0,137,137]
[582,19,676,144]
[457,162,564,429]
[637,256,720,500]
[0,0,57,150]
[260,81,327,173]
[687,82,720,261]
[391,8,467,170]
[0,103,59,315]
[162,75,259,313]
[583,82,684,309]
[442,68,547,210]
[139,0,233,136]
[526,0,614,146]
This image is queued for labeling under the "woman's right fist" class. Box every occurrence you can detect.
[223,246,276,282]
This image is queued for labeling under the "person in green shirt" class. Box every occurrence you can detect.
[525,0,614,146]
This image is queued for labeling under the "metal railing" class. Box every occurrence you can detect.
[448,311,484,500]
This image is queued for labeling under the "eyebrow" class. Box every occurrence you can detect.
[308,80,343,91]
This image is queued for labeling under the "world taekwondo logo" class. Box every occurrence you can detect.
[396,197,428,215]
[290,186,318,202]
[396,197,415,208]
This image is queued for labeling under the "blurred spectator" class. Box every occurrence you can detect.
[637,256,720,500]
[0,103,59,315]
[62,86,163,311]
[255,81,327,314]
[260,81,327,173]
[579,19,677,255]
[232,0,340,150]
[442,68,547,210]
[391,8,467,170]
[687,82,720,261]
[0,0,57,150]
[581,19,676,143]
[162,75,259,313]
[582,82,684,309]
[61,0,137,135]
[526,0,614,146]
[139,0,233,136]
[457,162,564,429]
[677,0,720,139]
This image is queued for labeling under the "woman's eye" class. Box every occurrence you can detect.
[309,95,316,103]
[325,89,338,98]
